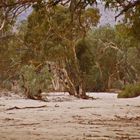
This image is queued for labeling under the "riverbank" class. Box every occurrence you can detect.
[0,92,140,140]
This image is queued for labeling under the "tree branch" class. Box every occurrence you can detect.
[115,0,140,19]
[6,105,47,110]
[0,19,5,31]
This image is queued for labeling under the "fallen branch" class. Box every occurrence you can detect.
[19,123,40,126]
[6,105,47,110]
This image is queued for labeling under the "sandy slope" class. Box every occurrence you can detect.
[0,92,140,140]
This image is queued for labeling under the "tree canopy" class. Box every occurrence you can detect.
[0,0,140,30]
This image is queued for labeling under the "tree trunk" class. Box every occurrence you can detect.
[64,44,89,99]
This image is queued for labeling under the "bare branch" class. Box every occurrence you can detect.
[115,0,140,19]
[6,105,47,110]
[0,19,5,30]
[0,0,38,8]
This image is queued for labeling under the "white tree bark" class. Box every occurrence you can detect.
[0,19,5,31]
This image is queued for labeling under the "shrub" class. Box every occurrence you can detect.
[118,83,140,98]
[112,80,124,90]
[19,64,52,98]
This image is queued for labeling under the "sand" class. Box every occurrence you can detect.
[0,92,140,140]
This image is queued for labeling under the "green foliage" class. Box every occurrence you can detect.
[1,81,12,90]
[76,25,140,91]
[20,65,52,96]
[76,26,116,91]
[118,83,140,98]
[0,33,21,87]
[24,5,100,61]
[112,80,124,90]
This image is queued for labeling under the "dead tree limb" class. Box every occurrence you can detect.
[6,105,47,110]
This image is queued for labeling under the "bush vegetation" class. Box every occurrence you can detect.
[118,83,140,98]
[19,65,52,99]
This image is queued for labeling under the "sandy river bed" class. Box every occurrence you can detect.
[0,92,140,140]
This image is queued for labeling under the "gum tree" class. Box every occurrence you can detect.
[23,4,100,98]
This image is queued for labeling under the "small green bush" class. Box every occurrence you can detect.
[118,83,140,98]
[1,81,12,90]
[112,80,124,90]
[19,64,52,98]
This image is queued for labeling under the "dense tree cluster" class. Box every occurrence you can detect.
[0,0,140,99]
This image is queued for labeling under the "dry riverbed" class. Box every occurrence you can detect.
[0,92,140,140]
